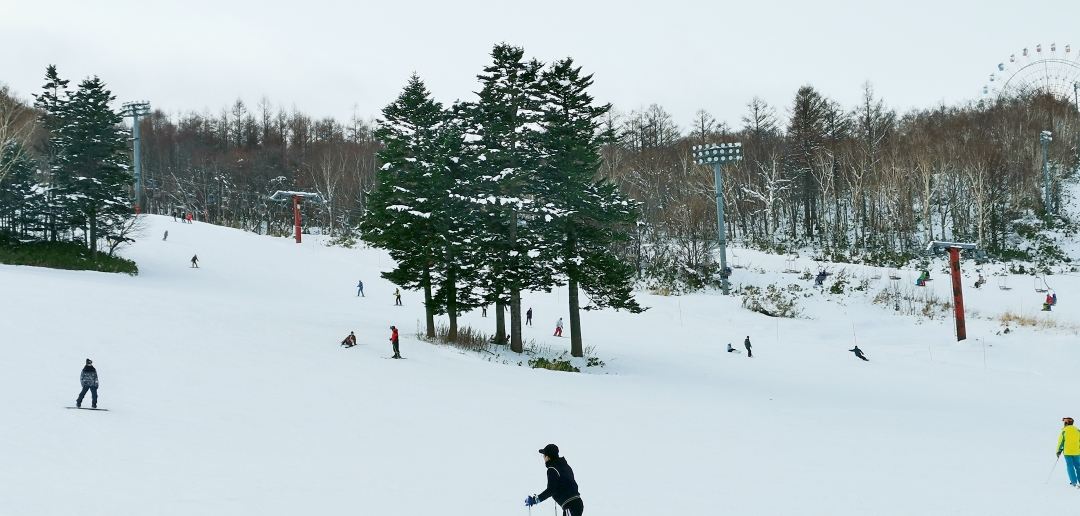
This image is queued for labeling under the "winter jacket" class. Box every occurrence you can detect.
[744,338,751,350]
[390,328,399,343]
[80,365,98,387]
[1059,426,1080,456]
[537,457,580,507]
[849,348,864,358]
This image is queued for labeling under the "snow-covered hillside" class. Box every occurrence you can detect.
[2,215,1079,515]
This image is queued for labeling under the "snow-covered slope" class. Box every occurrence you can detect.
[1,215,1078,516]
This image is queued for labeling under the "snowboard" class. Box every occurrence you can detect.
[382,357,406,359]
[66,407,109,411]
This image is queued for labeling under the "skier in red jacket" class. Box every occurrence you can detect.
[390,326,401,358]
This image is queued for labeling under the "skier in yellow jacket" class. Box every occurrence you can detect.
[1057,417,1080,486]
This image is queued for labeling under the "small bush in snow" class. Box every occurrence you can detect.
[738,283,804,318]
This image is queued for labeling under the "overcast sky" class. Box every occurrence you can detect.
[2,0,1077,130]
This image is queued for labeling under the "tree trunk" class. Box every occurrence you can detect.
[423,264,435,338]
[89,212,98,258]
[495,293,507,345]
[447,260,458,342]
[509,209,523,353]
[567,226,583,357]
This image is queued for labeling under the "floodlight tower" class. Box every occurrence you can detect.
[120,101,151,213]
[1040,130,1053,216]
[692,143,743,295]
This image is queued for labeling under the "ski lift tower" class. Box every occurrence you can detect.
[927,241,979,341]
[120,101,151,213]
[270,191,325,243]
[693,143,742,295]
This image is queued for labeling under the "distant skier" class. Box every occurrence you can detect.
[744,336,752,357]
[554,318,563,337]
[190,255,199,268]
[171,210,177,222]
[389,326,401,358]
[1057,417,1080,486]
[726,343,740,354]
[525,444,583,516]
[341,331,357,348]
[482,305,488,317]
[527,308,533,326]
[395,289,402,306]
[76,359,98,409]
[187,213,193,223]
[163,230,168,241]
[849,345,869,361]
[357,280,364,297]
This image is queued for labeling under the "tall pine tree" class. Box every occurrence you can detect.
[535,58,643,357]
[49,75,132,256]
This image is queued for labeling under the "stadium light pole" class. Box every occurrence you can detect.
[120,101,151,213]
[693,142,742,295]
[1040,130,1053,217]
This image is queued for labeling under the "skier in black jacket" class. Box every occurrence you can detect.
[526,444,583,516]
[850,346,869,361]
[76,359,99,408]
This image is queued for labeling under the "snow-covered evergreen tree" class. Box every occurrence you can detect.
[535,58,643,356]
[48,75,132,257]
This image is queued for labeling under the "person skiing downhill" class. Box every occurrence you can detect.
[849,345,869,361]
[744,336,752,357]
[1058,417,1080,486]
[526,444,583,516]
[190,255,199,268]
[554,318,563,337]
[357,280,364,297]
[389,326,401,358]
[76,359,98,409]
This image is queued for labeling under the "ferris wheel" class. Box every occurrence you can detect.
[983,43,1080,104]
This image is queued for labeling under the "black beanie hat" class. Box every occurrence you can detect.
[86,359,92,365]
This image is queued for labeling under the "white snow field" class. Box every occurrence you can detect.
[2,214,1080,516]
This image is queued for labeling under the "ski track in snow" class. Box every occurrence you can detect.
[1,214,1079,515]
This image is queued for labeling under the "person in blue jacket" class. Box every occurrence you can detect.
[357,280,364,297]
[526,444,583,516]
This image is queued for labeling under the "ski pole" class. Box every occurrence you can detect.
[1046,455,1061,484]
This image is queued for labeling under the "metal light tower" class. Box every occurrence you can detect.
[693,142,742,295]
[1040,130,1053,216]
[120,101,151,213]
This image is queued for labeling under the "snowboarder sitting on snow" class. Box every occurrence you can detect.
[726,343,741,354]
[76,359,99,408]
[849,346,869,361]
[389,326,401,358]
[341,331,357,348]
[815,270,827,286]
[526,444,583,516]
[916,270,930,286]
[1057,417,1080,486]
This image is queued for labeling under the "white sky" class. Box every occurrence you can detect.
[2,0,1077,130]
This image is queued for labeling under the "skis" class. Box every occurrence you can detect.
[66,407,109,411]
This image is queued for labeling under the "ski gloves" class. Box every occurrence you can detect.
[525,495,539,507]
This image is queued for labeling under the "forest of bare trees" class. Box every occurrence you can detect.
[3,71,1078,288]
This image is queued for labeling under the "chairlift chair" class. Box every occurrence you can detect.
[870,267,882,280]
[888,268,902,281]
[1035,273,1048,293]
[731,251,743,269]
[998,275,1011,291]
[784,255,799,273]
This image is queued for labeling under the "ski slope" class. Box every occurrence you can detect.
[2,215,1079,516]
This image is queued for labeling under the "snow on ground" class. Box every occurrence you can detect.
[2,215,1079,515]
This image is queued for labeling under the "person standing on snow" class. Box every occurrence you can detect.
[394,289,402,306]
[76,359,99,408]
[849,345,869,361]
[163,230,168,241]
[526,308,533,326]
[1058,417,1080,486]
[357,280,364,297]
[744,336,752,357]
[526,444,583,516]
[389,326,401,358]
[190,255,199,268]
[554,318,564,337]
